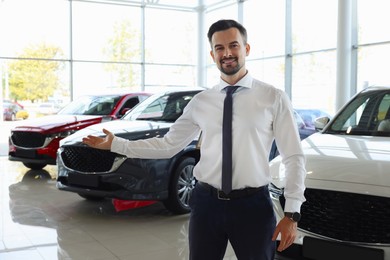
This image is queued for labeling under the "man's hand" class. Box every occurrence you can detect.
[272,217,297,252]
[82,128,114,150]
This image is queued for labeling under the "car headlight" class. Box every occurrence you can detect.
[48,130,77,139]
[42,130,77,147]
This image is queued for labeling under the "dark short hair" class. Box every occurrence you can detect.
[207,19,247,45]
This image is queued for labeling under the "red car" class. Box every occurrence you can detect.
[2,100,27,121]
[9,93,151,170]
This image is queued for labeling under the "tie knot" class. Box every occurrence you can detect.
[225,86,239,96]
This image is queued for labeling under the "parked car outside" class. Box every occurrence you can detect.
[268,110,316,160]
[36,102,62,116]
[56,90,203,215]
[270,86,390,260]
[9,92,150,170]
[295,108,332,129]
[2,100,29,121]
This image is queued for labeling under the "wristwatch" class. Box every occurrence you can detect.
[284,212,301,222]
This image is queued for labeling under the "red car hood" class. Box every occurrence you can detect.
[12,115,104,134]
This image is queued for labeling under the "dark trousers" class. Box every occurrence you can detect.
[188,183,276,260]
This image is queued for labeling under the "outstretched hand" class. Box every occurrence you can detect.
[272,217,297,252]
[82,128,114,150]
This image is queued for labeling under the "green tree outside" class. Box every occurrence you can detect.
[103,19,140,89]
[8,43,64,102]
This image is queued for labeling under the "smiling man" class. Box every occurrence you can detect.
[82,19,306,260]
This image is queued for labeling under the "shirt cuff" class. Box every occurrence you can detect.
[111,136,125,154]
[284,198,303,213]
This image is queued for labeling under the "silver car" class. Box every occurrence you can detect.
[270,86,390,260]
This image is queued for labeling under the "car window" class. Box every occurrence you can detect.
[58,95,121,115]
[377,94,390,120]
[122,98,139,110]
[327,90,390,136]
[123,91,199,122]
[136,97,166,119]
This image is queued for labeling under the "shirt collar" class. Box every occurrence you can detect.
[217,72,253,92]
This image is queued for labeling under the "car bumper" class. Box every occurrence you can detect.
[56,157,172,201]
[271,191,390,260]
[276,231,389,260]
[56,181,168,201]
[9,138,59,165]
[8,151,56,165]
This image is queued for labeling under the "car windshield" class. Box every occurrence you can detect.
[122,91,200,123]
[58,95,121,115]
[325,89,390,137]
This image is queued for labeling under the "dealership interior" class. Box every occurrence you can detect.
[1,0,390,259]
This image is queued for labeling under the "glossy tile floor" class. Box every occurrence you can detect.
[0,156,246,260]
[0,122,243,260]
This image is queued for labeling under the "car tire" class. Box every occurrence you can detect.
[77,193,105,201]
[163,156,196,215]
[23,163,47,170]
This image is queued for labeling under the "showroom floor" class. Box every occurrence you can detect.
[0,157,242,260]
[0,122,289,260]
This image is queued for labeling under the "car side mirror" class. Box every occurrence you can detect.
[314,116,330,131]
[120,108,131,117]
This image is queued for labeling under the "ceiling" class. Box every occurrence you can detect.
[82,0,241,11]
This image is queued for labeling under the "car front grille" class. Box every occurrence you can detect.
[61,146,118,173]
[11,131,46,148]
[282,188,390,244]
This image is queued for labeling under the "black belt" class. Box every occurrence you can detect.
[197,181,267,200]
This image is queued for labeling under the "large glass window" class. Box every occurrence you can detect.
[72,62,142,98]
[356,0,390,93]
[0,0,70,111]
[144,64,196,92]
[292,0,338,52]
[357,44,390,92]
[0,0,69,58]
[72,2,142,62]
[247,58,285,90]
[1,0,390,122]
[291,0,337,114]
[292,51,337,114]
[243,0,285,58]
[145,8,196,64]
[144,8,197,90]
[206,66,220,88]
[358,0,390,45]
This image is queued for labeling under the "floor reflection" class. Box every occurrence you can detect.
[1,157,195,260]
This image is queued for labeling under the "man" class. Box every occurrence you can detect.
[83,19,306,260]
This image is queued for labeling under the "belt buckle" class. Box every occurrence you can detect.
[217,190,231,200]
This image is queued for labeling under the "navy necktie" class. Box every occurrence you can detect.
[222,86,239,194]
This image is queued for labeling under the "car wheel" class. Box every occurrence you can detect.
[163,156,196,215]
[77,193,105,201]
[23,163,47,170]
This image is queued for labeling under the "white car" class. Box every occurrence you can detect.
[270,86,390,260]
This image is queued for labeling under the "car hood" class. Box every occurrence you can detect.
[60,119,173,146]
[11,115,104,133]
[270,133,390,196]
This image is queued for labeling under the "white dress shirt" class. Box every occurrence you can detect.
[111,73,306,212]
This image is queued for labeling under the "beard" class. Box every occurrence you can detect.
[217,58,243,76]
